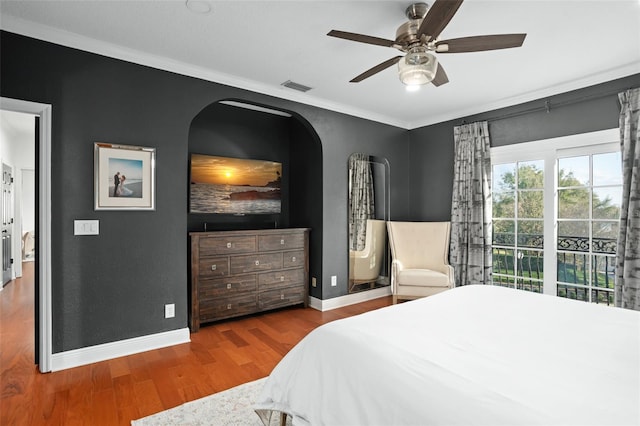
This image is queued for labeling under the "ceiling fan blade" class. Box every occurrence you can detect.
[417,0,464,40]
[432,63,449,87]
[350,56,403,83]
[436,34,527,53]
[327,30,397,48]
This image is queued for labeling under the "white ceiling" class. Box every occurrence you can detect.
[1,0,639,129]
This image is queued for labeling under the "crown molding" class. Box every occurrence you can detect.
[0,16,409,129]
[406,61,640,129]
[2,15,638,132]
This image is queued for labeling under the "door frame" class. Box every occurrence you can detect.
[1,97,52,373]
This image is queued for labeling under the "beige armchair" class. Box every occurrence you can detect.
[349,219,386,292]
[386,221,454,304]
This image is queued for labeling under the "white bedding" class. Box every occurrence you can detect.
[254,285,640,425]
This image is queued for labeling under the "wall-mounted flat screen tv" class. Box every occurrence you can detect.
[189,153,282,214]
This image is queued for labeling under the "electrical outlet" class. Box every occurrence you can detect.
[165,303,175,319]
[312,277,317,287]
[331,275,337,287]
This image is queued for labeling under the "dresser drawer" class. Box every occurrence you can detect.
[198,257,229,278]
[258,233,305,251]
[258,268,305,289]
[199,275,257,299]
[199,294,257,322]
[230,253,283,274]
[199,235,256,256]
[283,250,305,268]
[259,286,305,310]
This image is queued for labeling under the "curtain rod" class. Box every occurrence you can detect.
[461,86,631,125]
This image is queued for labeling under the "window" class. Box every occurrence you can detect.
[492,160,545,292]
[556,152,622,304]
[491,129,621,304]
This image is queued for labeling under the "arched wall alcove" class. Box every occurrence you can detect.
[187,99,324,299]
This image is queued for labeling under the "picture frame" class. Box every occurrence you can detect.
[94,142,156,211]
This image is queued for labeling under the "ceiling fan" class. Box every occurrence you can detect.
[327,0,526,88]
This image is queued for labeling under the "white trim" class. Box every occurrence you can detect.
[408,62,640,129]
[0,17,408,129]
[50,328,191,372]
[0,97,52,373]
[309,286,391,312]
[5,15,636,131]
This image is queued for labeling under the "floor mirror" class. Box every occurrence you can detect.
[348,153,390,293]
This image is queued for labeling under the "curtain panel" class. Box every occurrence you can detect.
[450,121,492,286]
[348,153,374,251]
[615,88,640,311]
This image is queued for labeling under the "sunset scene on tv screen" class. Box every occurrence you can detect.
[190,154,281,187]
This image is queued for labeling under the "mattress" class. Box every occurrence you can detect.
[254,285,640,425]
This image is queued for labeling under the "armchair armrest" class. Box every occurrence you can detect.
[390,259,404,293]
[445,264,454,288]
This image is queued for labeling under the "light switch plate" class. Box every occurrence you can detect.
[74,220,99,235]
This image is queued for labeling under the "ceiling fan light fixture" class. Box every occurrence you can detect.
[398,51,438,86]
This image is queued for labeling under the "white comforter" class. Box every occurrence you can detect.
[254,285,640,425]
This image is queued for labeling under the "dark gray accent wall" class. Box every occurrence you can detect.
[289,118,323,298]
[312,115,409,299]
[0,31,410,353]
[408,74,640,221]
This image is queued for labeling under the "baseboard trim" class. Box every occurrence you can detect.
[50,327,191,372]
[309,286,391,311]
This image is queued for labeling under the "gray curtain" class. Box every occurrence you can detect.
[349,153,374,251]
[615,88,640,310]
[449,121,492,286]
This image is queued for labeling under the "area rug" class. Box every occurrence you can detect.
[131,377,287,426]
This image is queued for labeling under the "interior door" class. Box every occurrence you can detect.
[2,163,14,285]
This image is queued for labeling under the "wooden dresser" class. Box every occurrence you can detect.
[189,228,310,331]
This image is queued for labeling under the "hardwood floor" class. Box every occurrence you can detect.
[1,262,392,425]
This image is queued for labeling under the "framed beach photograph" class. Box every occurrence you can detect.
[94,142,156,211]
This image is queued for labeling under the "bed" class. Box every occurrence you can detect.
[253,285,640,425]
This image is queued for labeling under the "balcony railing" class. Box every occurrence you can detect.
[492,233,616,305]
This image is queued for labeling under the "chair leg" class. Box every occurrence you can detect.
[392,295,398,304]
[279,412,288,425]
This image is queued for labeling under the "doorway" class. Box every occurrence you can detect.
[2,163,14,285]
[0,97,52,372]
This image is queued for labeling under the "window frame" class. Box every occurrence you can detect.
[491,128,619,297]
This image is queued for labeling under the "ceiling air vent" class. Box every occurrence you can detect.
[281,80,313,93]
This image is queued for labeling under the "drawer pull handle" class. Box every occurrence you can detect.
[227,304,232,310]
[255,260,260,266]
[280,239,285,245]
[211,264,217,271]
[226,283,232,290]
[280,276,285,282]
[280,293,285,300]
[226,242,232,248]
[292,256,296,262]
